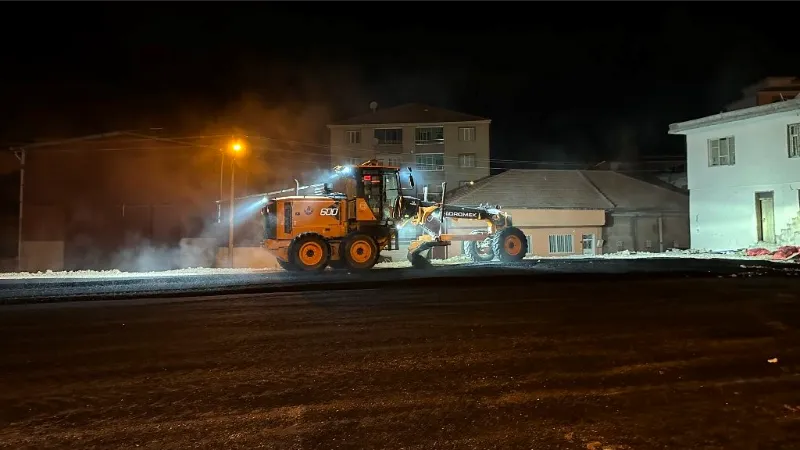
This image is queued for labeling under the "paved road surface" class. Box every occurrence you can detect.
[1,257,798,303]
[1,267,800,449]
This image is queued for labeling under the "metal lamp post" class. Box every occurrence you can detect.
[228,142,243,268]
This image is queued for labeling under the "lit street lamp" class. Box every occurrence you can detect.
[228,140,244,268]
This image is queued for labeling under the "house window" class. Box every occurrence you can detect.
[548,234,574,254]
[415,153,445,171]
[346,130,361,145]
[374,128,402,145]
[459,153,476,168]
[415,127,444,145]
[789,123,800,158]
[708,136,736,166]
[459,127,476,142]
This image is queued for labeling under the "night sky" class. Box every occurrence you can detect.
[1,4,797,166]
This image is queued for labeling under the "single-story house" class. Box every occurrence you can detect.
[440,169,689,257]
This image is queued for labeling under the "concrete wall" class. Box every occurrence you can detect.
[689,183,799,250]
[20,241,64,272]
[603,213,689,253]
[683,111,800,250]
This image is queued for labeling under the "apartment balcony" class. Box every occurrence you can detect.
[374,141,403,154]
[414,138,445,153]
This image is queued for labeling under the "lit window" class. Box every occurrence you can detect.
[708,137,735,166]
[548,234,573,254]
[415,153,445,171]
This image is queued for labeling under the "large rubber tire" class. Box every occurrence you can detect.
[288,233,330,272]
[492,227,527,262]
[463,230,495,262]
[341,233,379,271]
[277,258,300,272]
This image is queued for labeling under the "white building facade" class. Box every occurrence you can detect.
[670,99,800,251]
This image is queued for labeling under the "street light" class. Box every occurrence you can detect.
[228,140,244,268]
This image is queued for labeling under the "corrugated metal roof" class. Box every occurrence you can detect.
[449,169,688,212]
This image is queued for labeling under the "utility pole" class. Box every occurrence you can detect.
[14,148,26,272]
[219,151,225,205]
[229,157,236,268]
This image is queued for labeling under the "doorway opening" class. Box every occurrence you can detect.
[755,191,776,244]
[582,234,596,256]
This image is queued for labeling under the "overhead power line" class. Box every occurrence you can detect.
[12,132,685,173]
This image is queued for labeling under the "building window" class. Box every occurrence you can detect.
[459,127,476,142]
[387,157,401,167]
[346,130,361,145]
[708,136,735,166]
[789,123,800,158]
[422,186,442,202]
[415,153,445,171]
[458,153,476,168]
[548,234,573,254]
[377,157,402,167]
[374,128,402,145]
[415,127,444,145]
[343,157,361,166]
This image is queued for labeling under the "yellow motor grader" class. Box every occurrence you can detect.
[260,159,527,271]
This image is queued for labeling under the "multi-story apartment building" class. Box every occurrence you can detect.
[669,89,800,251]
[326,103,491,201]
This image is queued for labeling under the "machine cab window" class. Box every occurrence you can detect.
[330,162,403,222]
[329,171,358,198]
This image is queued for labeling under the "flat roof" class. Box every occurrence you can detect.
[669,98,800,135]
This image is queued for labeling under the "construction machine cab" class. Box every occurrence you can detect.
[326,161,411,223]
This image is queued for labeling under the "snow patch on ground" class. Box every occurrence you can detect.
[374,248,792,269]
[535,249,781,261]
[0,267,275,280]
[0,249,793,279]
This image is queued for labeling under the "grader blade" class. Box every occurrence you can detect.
[407,240,448,269]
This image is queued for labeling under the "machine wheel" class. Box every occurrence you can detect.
[342,233,379,270]
[492,227,527,262]
[463,230,495,262]
[277,258,300,272]
[288,233,330,272]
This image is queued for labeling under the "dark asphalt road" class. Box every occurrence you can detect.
[1,257,799,304]
[1,260,800,449]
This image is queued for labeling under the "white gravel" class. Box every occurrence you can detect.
[0,249,791,280]
[0,267,277,280]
